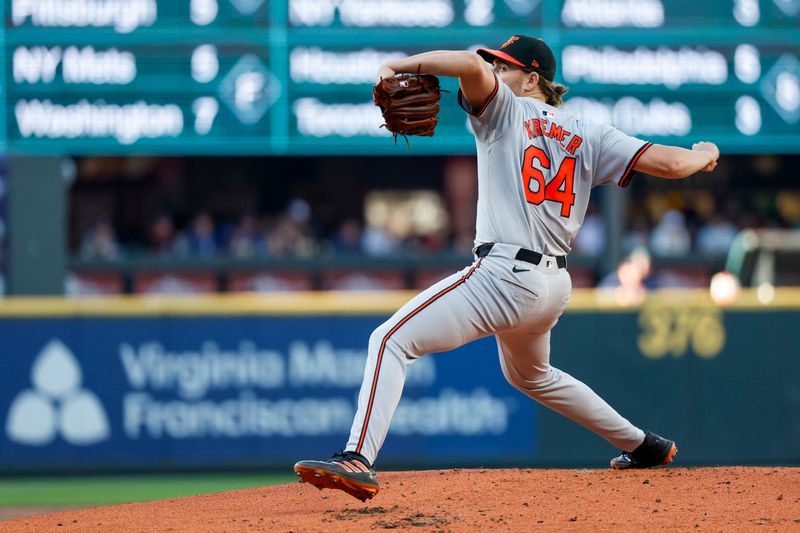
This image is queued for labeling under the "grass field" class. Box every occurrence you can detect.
[0,473,297,507]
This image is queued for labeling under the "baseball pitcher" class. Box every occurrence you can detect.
[295,35,720,501]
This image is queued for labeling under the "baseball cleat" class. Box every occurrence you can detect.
[610,431,678,470]
[294,451,379,502]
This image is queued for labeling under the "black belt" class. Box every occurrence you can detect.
[476,243,567,269]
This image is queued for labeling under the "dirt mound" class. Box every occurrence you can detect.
[3,467,798,532]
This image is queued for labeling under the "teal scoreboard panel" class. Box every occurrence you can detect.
[2,0,799,155]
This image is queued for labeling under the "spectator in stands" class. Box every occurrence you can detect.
[147,213,178,256]
[697,213,738,255]
[80,219,122,260]
[332,217,364,254]
[176,211,219,257]
[229,214,268,257]
[417,227,449,254]
[267,199,317,257]
[573,202,606,256]
[775,191,800,228]
[623,216,651,255]
[598,248,655,304]
[362,222,399,257]
[650,209,691,256]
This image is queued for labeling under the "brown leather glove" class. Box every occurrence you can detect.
[373,74,442,141]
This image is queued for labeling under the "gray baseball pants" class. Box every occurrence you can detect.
[346,242,645,464]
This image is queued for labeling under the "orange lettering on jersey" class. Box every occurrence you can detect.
[547,123,564,142]
[523,120,536,139]
[566,135,583,155]
[523,116,583,154]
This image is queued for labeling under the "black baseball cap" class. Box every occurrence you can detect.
[477,35,557,82]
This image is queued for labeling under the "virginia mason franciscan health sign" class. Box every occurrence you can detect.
[1,294,799,470]
[0,315,533,471]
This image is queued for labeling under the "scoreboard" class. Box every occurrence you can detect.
[2,0,799,155]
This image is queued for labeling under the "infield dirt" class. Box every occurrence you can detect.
[2,467,798,532]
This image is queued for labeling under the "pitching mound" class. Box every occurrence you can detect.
[3,467,798,532]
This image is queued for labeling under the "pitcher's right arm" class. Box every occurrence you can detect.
[633,142,719,179]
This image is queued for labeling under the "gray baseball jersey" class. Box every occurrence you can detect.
[460,76,651,256]
[345,75,650,466]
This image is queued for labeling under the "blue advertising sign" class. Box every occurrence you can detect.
[0,157,6,296]
[0,316,535,471]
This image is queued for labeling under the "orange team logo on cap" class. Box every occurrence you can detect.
[531,59,540,68]
[501,36,519,49]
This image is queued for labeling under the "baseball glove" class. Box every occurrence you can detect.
[373,73,442,142]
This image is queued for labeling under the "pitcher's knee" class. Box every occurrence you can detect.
[504,365,557,394]
[386,333,422,362]
[368,322,418,362]
[368,321,392,351]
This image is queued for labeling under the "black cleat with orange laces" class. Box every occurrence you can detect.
[610,431,678,470]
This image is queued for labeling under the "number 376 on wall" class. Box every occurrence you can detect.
[637,304,726,359]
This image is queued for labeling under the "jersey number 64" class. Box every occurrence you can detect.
[521,145,576,218]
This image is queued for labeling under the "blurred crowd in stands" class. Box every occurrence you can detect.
[78,195,796,262]
[79,198,453,261]
[66,154,799,294]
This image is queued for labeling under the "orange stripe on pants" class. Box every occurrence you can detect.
[355,260,483,454]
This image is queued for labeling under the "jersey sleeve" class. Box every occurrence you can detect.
[588,122,652,188]
[458,74,518,144]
